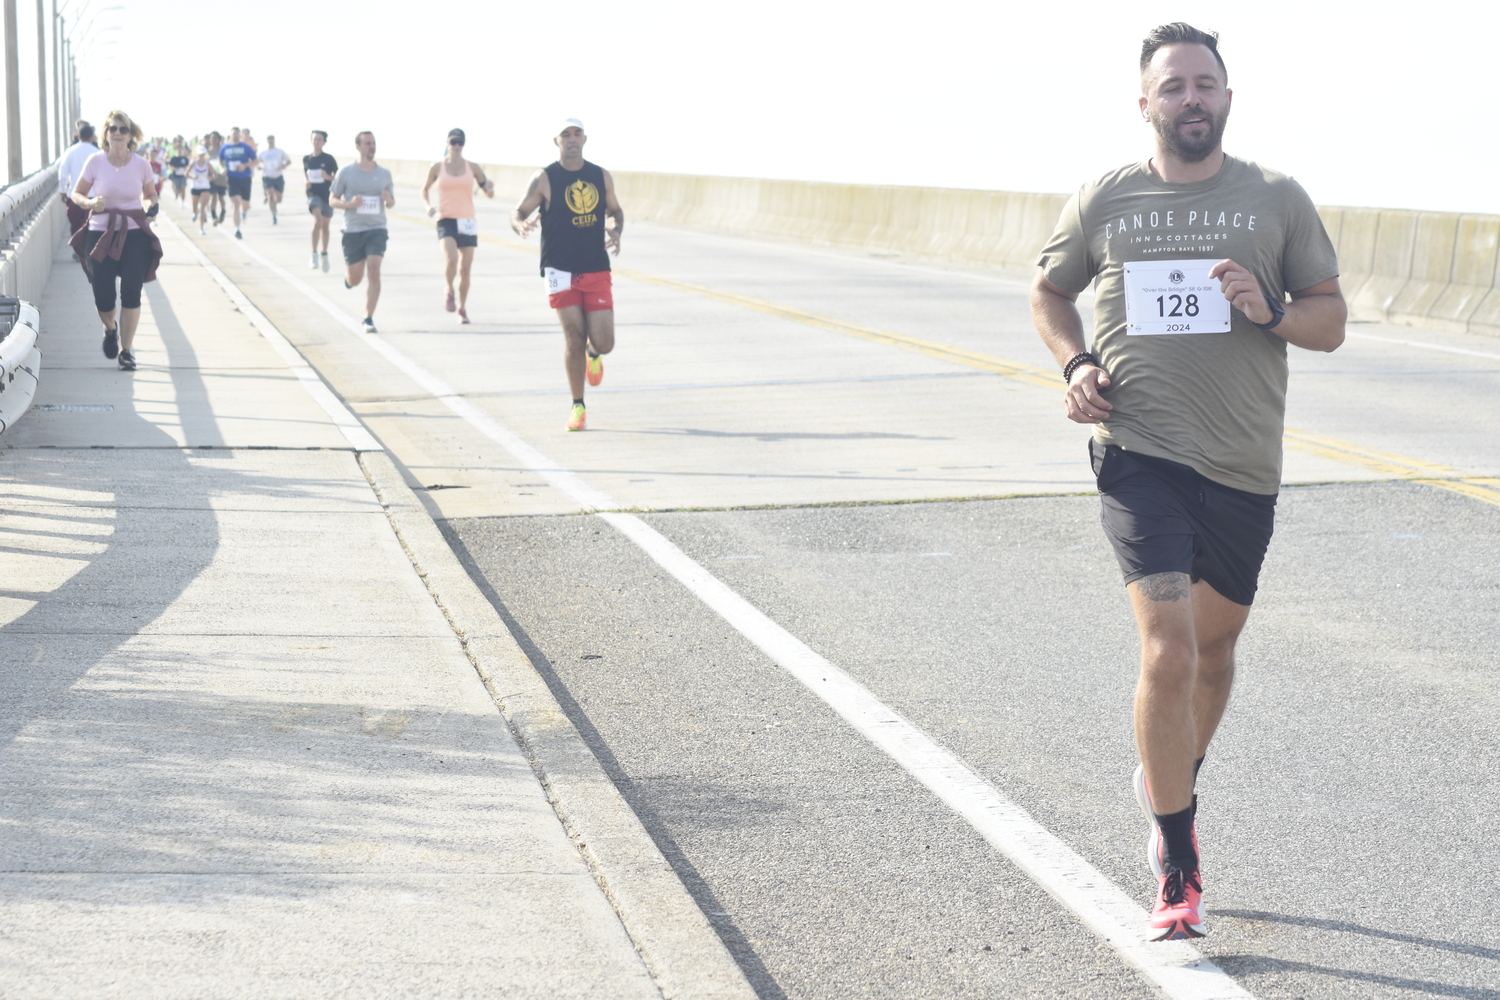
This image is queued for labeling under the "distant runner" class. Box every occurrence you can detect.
[259,134,291,224]
[167,136,190,203]
[421,127,495,324]
[1031,22,1345,942]
[58,120,99,246]
[304,130,338,271]
[205,131,227,225]
[187,145,217,234]
[510,118,622,431]
[218,126,257,238]
[329,131,394,333]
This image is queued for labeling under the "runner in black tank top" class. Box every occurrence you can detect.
[511,119,624,431]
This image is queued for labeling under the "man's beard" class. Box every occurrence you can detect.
[1150,104,1229,163]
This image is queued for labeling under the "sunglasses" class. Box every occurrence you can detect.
[107,125,130,134]
[449,137,465,145]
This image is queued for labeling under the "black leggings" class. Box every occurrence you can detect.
[84,228,151,313]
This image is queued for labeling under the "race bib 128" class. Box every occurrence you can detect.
[544,267,571,295]
[1123,259,1232,336]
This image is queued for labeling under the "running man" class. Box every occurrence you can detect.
[510,119,622,431]
[258,134,291,224]
[421,127,496,323]
[329,131,394,333]
[167,136,190,203]
[58,121,99,245]
[1031,22,1345,941]
[304,130,338,271]
[218,127,257,238]
[205,131,227,224]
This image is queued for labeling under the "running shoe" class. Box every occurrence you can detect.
[234,229,242,240]
[199,225,206,235]
[586,352,604,387]
[320,253,330,273]
[1149,867,1205,940]
[444,288,456,312]
[310,251,319,269]
[566,403,587,431]
[271,214,278,225]
[457,308,470,324]
[117,349,136,371]
[1133,763,1199,880]
[361,318,377,334]
[101,326,119,360]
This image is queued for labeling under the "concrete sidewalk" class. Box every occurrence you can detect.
[0,241,670,998]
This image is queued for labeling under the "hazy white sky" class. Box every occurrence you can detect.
[19,0,1499,213]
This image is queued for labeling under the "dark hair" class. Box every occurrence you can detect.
[311,129,328,140]
[355,130,374,145]
[77,123,95,142]
[1140,22,1226,82]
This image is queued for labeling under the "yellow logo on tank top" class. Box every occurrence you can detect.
[565,179,599,216]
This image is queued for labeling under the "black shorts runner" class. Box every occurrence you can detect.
[227,176,252,200]
[1091,439,1276,607]
[342,228,388,264]
[435,217,477,248]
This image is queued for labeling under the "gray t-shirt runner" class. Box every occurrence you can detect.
[1038,155,1339,495]
[331,162,393,233]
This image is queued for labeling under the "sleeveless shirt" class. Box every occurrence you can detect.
[435,160,475,220]
[539,160,610,275]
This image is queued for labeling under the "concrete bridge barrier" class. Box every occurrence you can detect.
[389,158,1499,338]
[0,164,67,437]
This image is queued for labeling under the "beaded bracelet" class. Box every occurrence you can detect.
[1062,351,1099,384]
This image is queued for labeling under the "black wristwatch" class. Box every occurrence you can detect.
[1255,293,1285,331]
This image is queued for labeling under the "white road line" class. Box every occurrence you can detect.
[1347,330,1500,361]
[204,224,1254,1000]
[160,216,382,452]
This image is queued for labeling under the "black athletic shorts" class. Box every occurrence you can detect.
[1091,438,1276,607]
[227,176,252,200]
[263,175,285,192]
[169,175,186,189]
[435,217,477,248]
[342,228,388,264]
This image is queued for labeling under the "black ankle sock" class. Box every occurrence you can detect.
[573,398,585,407]
[1155,805,1198,873]
[1193,755,1205,786]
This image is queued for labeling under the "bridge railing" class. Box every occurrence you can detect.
[385,159,1500,340]
[0,164,67,435]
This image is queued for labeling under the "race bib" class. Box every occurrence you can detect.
[306,169,324,183]
[357,195,382,215]
[456,218,478,236]
[544,267,572,295]
[1123,259,1232,336]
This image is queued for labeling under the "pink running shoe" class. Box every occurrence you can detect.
[1133,763,1198,880]
[1149,867,1205,940]
[444,288,456,312]
[457,308,470,324]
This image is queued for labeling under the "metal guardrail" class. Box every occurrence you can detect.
[0,162,65,436]
[0,163,60,247]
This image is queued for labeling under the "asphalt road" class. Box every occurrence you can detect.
[174,186,1500,1000]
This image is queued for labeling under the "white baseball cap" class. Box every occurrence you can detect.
[558,118,585,135]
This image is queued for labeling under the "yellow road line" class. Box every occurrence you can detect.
[395,212,1499,509]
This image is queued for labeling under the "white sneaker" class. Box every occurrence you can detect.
[320,253,330,273]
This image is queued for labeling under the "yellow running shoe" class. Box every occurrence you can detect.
[566,403,587,431]
[586,352,604,387]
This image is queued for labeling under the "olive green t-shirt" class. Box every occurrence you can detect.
[1037,155,1338,495]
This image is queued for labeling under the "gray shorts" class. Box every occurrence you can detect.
[342,228,388,265]
[308,194,332,218]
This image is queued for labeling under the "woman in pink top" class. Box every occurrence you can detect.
[421,127,495,323]
[70,108,162,372]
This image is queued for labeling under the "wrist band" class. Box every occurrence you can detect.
[1062,351,1099,383]
[1255,293,1286,331]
